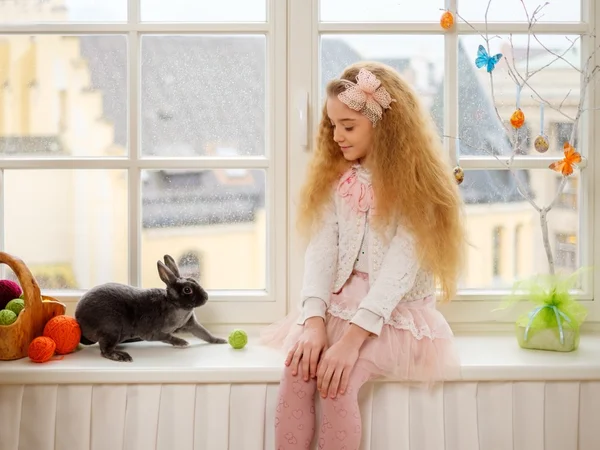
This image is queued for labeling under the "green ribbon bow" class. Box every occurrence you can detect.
[524,304,572,344]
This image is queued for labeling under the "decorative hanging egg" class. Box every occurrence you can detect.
[534,135,549,153]
[510,109,525,128]
[440,11,454,30]
[453,166,464,185]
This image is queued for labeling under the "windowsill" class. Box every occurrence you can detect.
[1,334,599,384]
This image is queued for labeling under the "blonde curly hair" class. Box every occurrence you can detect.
[297,61,466,302]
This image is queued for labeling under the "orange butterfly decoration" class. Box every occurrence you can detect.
[549,142,581,176]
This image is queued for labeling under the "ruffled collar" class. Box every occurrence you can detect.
[337,164,374,212]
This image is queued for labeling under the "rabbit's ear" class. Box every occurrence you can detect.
[157,260,177,286]
[163,254,180,278]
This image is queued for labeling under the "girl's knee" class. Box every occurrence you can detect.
[279,367,317,399]
[320,392,359,415]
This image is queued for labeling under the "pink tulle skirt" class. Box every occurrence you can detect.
[260,271,461,383]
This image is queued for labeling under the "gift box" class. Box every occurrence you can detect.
[498,270,589,353]
[515,304,582,352]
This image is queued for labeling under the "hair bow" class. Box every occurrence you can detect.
[338,68,395,126]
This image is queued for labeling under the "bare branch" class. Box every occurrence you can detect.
[514,174,542,212]
[546,177,568,212]
[457,0,596,274]
[541,175,570,275]
[485,0,493,57]
[527,37,579,79]
[508,34,526,84]
[454,11,489,44]
[539,210,555,274]
[533,34,582,73]
[519,0,531,23]
[487,70,518,145]
[559,89,572,109]
[503,60,523,85]
[529,94,576,122]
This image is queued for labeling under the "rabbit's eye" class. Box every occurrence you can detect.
[183,286,193,295]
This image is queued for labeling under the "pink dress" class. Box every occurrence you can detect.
[260,167,461,383]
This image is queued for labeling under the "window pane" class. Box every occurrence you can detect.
[141,0,266,22]
[458,0,579,23]
[459,169,580,290]
[141,169,266,291]
[320,35,444,127]
[141,36,266,157]
[0,35,128,158]
[457,35,581,157]
[320,0,443,22]
[3,170,128,290]
[0,0,127,23]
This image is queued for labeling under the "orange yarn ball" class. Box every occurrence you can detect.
[28,336,56,363]
[43,315,81,355]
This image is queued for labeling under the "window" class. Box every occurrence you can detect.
[552,122,578,152]
[177,251,203,282]
[514,224,522,278]
[555,233,578,270]
[0,0,287,325]
[557,174,579,210]
[492,226,504,281]
[1,1,598,328]
[289,0,599,324]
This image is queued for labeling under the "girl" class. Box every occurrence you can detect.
[260,61,466,449]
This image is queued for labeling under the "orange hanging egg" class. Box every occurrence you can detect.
[510,108,525,129]
[440,11,454,30]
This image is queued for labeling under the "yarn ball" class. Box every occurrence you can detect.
[6,298,25,316]
[228,329,248,349]
[0,280,22,309]
[28,336,56,363]
[43,315,81,355]
[0,309,17,325]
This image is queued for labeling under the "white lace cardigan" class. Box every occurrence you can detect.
[297,165,435,336]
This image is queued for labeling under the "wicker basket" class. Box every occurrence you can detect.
[0,251,66,361]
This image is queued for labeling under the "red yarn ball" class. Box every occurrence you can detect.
[28,336,56,363]
[0,279,22,309]
[43,315,81,355]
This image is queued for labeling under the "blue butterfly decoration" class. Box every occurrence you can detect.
[475,45,503,73]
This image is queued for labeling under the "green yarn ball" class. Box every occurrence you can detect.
[228,329,248,349]
[6,298,25,316]
[19,293,24,300]
[0,309,17,326]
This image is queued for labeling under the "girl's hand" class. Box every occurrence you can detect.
[316,324,370,398]
[285,317,328,381]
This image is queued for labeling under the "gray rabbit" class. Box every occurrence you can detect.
[75,254,226,362]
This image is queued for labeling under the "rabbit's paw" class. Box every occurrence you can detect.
[169,337,190,348]
[102,349,133,362]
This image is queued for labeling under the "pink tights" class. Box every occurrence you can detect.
[275,364,373,450]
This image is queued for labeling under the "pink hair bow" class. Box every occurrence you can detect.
[338,68,395,126]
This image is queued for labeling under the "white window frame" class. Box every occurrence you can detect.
[0,0,288,326]
[288,0,600,327]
